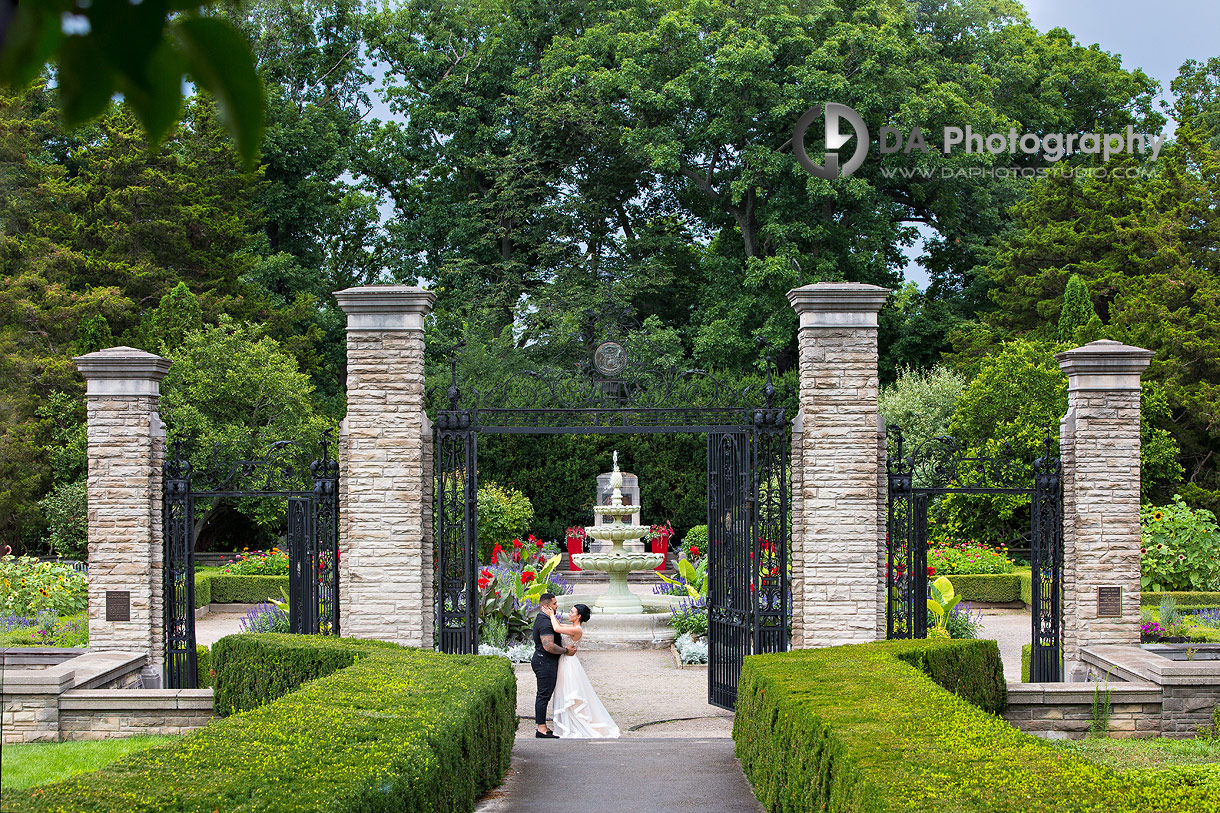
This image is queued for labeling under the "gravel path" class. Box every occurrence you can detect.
[977,608,1031,683]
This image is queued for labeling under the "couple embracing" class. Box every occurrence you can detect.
[530,592,619,739]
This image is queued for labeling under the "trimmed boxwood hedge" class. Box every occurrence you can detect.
[1141,591,1220,607]
[192,571,288,608]
[734,639,1220,812]
[948,574,1020,602]
[3,635,517,812]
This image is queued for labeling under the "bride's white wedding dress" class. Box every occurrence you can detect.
[553,633,620,738]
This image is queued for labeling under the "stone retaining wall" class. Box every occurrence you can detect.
[1004,682,1163,739]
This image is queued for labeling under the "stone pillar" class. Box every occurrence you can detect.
[787,283,890,647]
[1056,340,1152,675]
[73,347,171,667]
[335,286,436,646]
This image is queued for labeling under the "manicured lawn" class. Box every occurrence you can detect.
[0,736,179,789]
[1053,736,1220,770]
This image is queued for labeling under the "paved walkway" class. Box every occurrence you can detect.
[476,737,763,813]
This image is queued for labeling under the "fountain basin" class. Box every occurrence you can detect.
[558,593,680,650]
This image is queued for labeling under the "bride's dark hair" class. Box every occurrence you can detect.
[573,603,592,623]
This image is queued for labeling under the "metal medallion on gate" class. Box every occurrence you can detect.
[592,341,627,376]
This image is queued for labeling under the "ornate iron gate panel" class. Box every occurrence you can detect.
[885,428,1063,681]
[435,411,477,654]
[163,456,197,689]
[161,434,340,689]
[752,410,789,656]
[288,497,316,635]
[1030,456,1063,681]
[708,430,752,711]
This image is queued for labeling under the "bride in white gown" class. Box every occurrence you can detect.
[542,603,620,738]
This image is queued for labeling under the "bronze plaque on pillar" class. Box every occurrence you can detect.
[105,590,131,621]
[1097,586,1122,617]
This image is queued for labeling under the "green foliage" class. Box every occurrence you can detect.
[1057,274,1101,343]
[0,556,88,616]
[926,577,962,635]
[656,557,708,600]
[192,570,212,608]
[38,480,87,560]
[945,574,1021,603]
[681,525,708,561]
[0,2,266,164]
[735,640,1220,813]
[9,635,516,812]
[939,340,1066,548]
[1141,498,1220,592]
[196,645,213,689]
[880,365,966,460]
[206,575,290,606]
[1141,592,1220,608]
[475,483,534,564]
[141,282,203,353]
[670,606,709,638]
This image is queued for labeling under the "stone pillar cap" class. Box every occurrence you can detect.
[1056,340,1153,391]
[334,286,435,331]
[787,282,890,327]
[74,347,171,396]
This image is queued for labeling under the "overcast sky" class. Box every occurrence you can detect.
[903,0,1220,289]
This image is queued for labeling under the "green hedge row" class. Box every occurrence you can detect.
[196,645,212,689]
[949,574,1021,603]
[192,571,288,608]
[1141,591,1220,607]
[734,639,1220,812]
[4,635,517,813]
[1019,570,1032,605]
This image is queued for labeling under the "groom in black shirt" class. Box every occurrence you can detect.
[532,593,575,738]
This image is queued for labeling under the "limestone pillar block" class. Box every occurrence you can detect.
[335,286,436,646]
[74,347,171,669]
[786,282,890,647]
[1057,340,1153,676]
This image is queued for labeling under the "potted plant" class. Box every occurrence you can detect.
[565,526,587,571]
[647,522,673,572]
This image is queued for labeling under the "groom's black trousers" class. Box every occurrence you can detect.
[531,653,559,725]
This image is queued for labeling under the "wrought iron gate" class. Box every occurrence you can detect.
[431,345,789,708]
[886,428,1063,681]
[162,435,340,689]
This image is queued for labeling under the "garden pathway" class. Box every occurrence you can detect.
[977,608,1030,683]
[193,612,246,647]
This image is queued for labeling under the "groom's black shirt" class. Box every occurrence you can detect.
[532,612,561,661]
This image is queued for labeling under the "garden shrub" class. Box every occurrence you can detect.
[681,524,708,561]
[196,645,212,688]
[1018,569,1032,605]
[948,574,1021,602]
[735,640,1220,812]
[6,636,517,813]
[476,482,534,564]
[193,570,288,607]
[1142,591,1220,607]
[1142,497,1220,592]
[39,480,88,559]
[192,571,212,608]
[207,574,289,604]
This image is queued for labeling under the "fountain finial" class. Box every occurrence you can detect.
[609,450,623,496]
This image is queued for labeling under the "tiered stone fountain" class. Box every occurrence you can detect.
[561,452,681,649]
[572,452,664,614]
